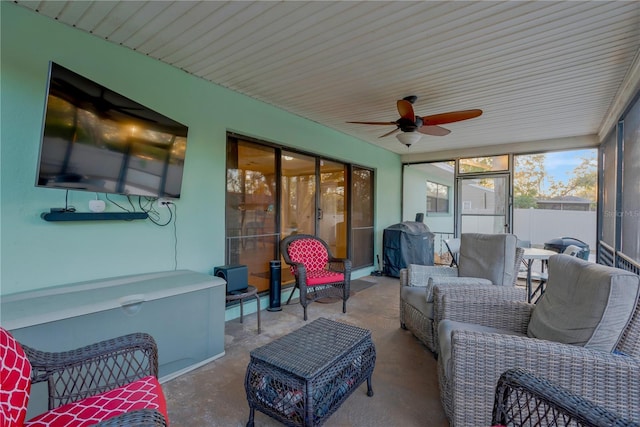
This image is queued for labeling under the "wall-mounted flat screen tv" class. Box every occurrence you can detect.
[36,62,189,198]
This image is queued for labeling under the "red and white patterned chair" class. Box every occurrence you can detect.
[0,327,168,427]
[280,234,351,320]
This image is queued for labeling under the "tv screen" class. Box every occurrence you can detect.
[36,62,189,198]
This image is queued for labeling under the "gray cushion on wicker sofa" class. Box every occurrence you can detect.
[428,276,493,298]
[438,320,525,378]
[458,233,517,286]
[399,265,443,321]
[409,233,518,304]
[401,287,434,319]
[528,254,640,351]
[399,233,523,354]
[435,255,640,426]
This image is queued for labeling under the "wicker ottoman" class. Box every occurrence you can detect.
[245,317,376,427]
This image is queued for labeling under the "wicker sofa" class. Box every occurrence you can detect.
[492,368,639,427]
[399,233,525,353]
[437,254,640,426]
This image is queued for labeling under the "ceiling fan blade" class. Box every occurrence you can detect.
[347,121,397,126]
[418,125,451,136]
[379,128,400,138]
[397,100,415,121]
[422,109,483,126]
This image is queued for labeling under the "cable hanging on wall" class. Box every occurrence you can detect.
[138,197,179,270]
[138,197,173,227]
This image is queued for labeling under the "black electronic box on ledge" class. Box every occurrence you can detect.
[214,265,249,294]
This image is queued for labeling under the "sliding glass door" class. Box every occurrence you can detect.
[225,140,277,292]
[351,166,374,268]
[226,134,374,294]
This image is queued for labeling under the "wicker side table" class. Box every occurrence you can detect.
[244,317,376,427]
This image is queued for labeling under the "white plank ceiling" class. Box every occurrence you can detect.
[15,1,640,156]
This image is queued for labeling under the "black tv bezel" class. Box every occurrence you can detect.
[35,62,189,199]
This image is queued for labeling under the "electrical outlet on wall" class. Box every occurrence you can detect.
[155,198,170,209]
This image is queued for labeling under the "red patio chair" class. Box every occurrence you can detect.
[0,327,168,426]
[280,234,351,320]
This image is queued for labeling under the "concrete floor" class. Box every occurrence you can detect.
[163,275,449,426]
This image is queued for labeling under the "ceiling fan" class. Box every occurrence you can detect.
[347,96,483,147]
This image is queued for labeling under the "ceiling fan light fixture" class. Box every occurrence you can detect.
[396,132,422,147]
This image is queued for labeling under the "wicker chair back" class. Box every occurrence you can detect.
[492,368,639,427]
[0,327,32,426]
[1,327,168,426]
[286,238,329,273]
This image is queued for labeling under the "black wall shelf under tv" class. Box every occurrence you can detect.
[41,212,149,222]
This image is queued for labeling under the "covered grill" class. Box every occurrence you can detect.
[544,237,590,260]
[382,221,434,277]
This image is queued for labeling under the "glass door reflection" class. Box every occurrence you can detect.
[225,140,277,292]
[280,152,317,284]
[319,160,347,258]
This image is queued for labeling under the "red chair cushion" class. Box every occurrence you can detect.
[24,376,168,427]
[1,327,32,427]
[287,238,329,274]
[306,270,344,286]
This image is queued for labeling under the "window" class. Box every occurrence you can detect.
[459,155,509,173]
[426,181,449,213]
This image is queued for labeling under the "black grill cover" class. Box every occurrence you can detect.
[544,237,590,260]
[383,221,435,277]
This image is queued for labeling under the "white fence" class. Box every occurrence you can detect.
[514,208,596,251]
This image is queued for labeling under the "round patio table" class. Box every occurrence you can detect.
[522,248,557,302]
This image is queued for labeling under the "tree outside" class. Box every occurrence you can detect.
[514,150,598,210]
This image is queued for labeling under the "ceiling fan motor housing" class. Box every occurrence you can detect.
[397,117,418,132]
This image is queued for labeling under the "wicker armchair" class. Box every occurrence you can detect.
[436,255,640,426]
[492,368,639,427]
[280,234,351,320]
[399,233,525,353]
[1,327,168,426]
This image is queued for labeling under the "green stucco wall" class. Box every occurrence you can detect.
[0,2,401,295]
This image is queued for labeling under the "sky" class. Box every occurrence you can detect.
[528,148,597,193]
[544,149,596,180]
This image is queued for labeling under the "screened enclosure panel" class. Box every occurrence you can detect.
[459,175,509,234]
[621,98,640,262]
[600,130,618,248]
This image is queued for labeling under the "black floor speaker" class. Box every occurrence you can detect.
[214,265,248,294]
